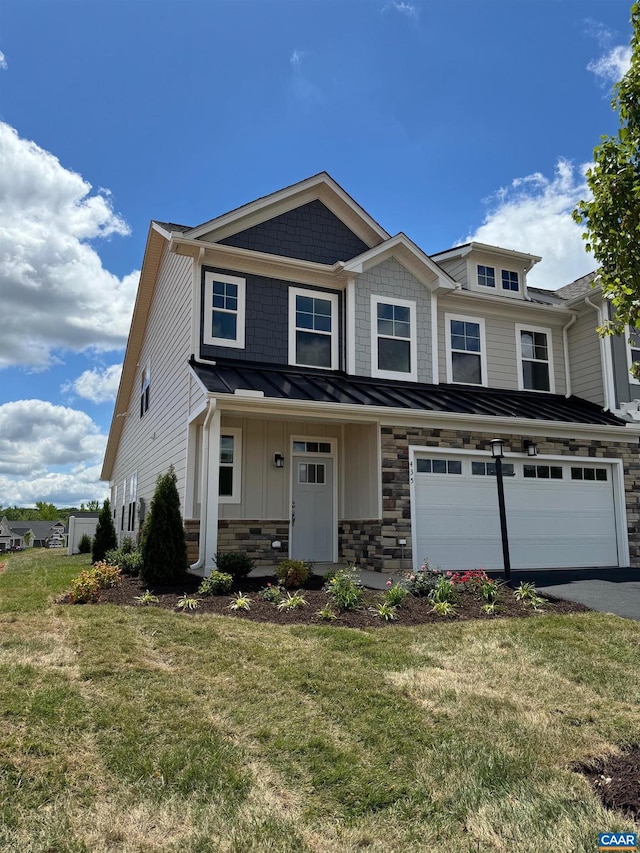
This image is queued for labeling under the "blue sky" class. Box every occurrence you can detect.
[0,0,634,507]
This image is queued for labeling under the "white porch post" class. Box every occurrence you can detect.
[203,404,221,575]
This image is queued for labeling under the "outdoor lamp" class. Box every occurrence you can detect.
[490,438,512,585]
[273,453,285,468]
[490,438,505,459]
[523,440,538,457]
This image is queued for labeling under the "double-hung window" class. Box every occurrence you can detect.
[517,325,554,392]
[218,428,242,504]
[203,272,246,349]
[446,314,486,385]
[140,361,150,418]
[289,287,338,369]
[371,295,417,381]
[502,270,519,292]
[127,472,137,532]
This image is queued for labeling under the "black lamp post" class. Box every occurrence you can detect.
[490,438,511,585]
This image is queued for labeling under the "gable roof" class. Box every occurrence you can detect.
[341,233,457,290]
[190,357,625,427]
[184,173,390,248]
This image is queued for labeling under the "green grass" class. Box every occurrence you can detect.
[1,549,639,851]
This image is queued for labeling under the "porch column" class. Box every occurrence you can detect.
[202,404,221,575]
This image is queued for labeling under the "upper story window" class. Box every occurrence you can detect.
[446,314,487,385]
[477,265,495,288]
[626,326,640,385]
[219,429,242,504]
[371,295,417,381]
[140,362,150,418]
[517,325,554,392]
[502,270,519,292]
[289,287,339,370]
[127,472,137,532]
[203,272,246,349]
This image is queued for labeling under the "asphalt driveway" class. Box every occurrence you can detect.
[507,568,640,622]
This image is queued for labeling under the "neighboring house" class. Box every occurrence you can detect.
[101,173,640,573]
[0,518,67,550]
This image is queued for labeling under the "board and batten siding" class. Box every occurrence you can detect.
[109,246,194,534]
[567,306,605,406]
[437,299,567,393]
[353,257,432,381]
[217,418,379,522]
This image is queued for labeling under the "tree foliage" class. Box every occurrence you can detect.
[140,466,188,585]
[92,499,118,563]
[35,501,59,520]
[574,2,640,338]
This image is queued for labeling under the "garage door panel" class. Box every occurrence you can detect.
[414,456,619,571]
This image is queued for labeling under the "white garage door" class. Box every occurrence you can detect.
[412,453,620,571]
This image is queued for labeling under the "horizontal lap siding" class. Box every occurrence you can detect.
[437,257,468,287]
[569,308,604,406]
[110,247,193,532]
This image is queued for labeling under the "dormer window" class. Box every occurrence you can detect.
[502,270,519,292]
[477,265,495,288]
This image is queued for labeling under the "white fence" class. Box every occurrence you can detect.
[67,516,99,555]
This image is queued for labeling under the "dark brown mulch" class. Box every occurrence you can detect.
[575,746,640,820]
[79,573,590,629]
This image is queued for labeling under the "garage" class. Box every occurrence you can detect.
[411,450,623,571]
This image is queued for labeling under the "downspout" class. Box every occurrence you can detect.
[189,398,216,573]
[585,296,613,411]
[561,310,577,398]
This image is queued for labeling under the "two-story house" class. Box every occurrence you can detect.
[101,173,640,573]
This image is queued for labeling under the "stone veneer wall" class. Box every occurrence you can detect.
[380,426,640,570]
[184,519,200,565]
[339,520,383,568]
[218,519,290,566]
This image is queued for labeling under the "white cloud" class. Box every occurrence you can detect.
[382,1,417,17]
[466,159,593,289]
[0,51,7,71]
[62,363,122,403]
[290,49,304,67]
[0,122,139,370]
[588,45,632,83]
[0,400,107,506]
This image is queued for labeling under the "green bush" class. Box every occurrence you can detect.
[275,559,310,589]
[77,533,92,554]
[140,466,188,585]
[91,499,118,564]
[214,551,255,580]
[105,547,143,576]
[405,569,441,597]
[198,571,234,596]
[325,566,363,611]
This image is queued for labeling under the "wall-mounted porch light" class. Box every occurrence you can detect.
[523,439,538,457]
[273,453,285,468]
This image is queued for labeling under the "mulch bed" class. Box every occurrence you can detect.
[575,747,640,821]
[86,573,589,629]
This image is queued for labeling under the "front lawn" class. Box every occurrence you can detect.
[1,549,639,852]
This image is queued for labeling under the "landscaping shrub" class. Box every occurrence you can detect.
[325,566,363,611]
[77,533,92,554]
[198,571,234,596]
[140,466,188,585]
[405,569,440,597]
[275,559,310,589]
[214,551,255,580]
[91,498,118,564]
[68,562,122,603]
[105,547,143,576]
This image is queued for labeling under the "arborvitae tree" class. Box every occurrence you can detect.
[78,533,92,554]
[140,466,188,585]
[92,498,118,563]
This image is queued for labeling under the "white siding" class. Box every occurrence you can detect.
[109,247,193,537]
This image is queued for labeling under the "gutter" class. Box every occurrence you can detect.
[585,295,615,411]
[561,310,577,397]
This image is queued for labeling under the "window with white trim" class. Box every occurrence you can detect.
[140,361,150,418]
[446,315,486,385]
[472,461,515,476]
[219,429,242,503]
[203,272,246,349]
[477,265,495,288]
[416,458,462,474]
[112,484,118,522]
[371,295,417,381]
[501,270,519,292]
[298,462,326,484]
[289,287,338,369]
[626,326,640,385]
[120,478,126,531]
[517,325,554,392]
[127,472,137,532]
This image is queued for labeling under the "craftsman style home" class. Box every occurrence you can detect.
[102,174,640,573]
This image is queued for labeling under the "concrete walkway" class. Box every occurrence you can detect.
[250,564,640,620]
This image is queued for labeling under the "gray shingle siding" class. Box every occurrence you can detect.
[218,200,369,265]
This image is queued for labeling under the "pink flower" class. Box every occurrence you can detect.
[446,571,452,577]
[386,580,392,587]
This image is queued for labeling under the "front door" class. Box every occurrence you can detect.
[291,455,334,562]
